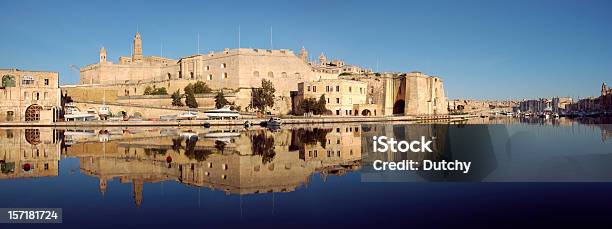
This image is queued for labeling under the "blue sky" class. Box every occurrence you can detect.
[1,0,611,99]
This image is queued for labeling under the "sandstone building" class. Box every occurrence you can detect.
[72,32,447,117]
[0,69,61,123]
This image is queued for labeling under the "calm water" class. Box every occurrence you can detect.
[1,117,611,227]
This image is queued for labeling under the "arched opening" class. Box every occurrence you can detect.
[393,100,405,115]
[361,109,372,116]
[253,71,259,77]
[25,105,42,122]
[25,129,41,145]
[167,73,171,80]
[268,71,274,78]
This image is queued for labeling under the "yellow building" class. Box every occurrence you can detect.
[0,69,61,123]
[295,79,379,116]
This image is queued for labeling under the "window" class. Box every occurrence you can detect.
[223,72,228,79]
[336,98,340,104]
[6,111,14,121]
[21,75,34,85]
[190,72,194,79]
[2,75,16,88]
[313,86,316,92]
[307,86,311,92]
[336,85,340,92]
[207,74,213,80]
[281,72,287,77]
[221,63,226,68]
[336,110,340,115]
[268,71,274,78]
[349,87,352,92]
[24,92,28,99]
[44,79,49,86]
[205,66,210,71]
[253,71,259,77]
[44,92,48,100]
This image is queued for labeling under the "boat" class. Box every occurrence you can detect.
[177,111,198,120]
[64,105,97,121]
[267,117,282,126]
[203,106,240,119]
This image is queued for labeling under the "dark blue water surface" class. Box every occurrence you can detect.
[1,118,611,228]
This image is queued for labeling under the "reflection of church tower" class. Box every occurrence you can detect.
[602,82,608,96]
[99,178,107,195]
[299,46,308,62]
[319,53,326,64]
[132,32,143,63]
[99,47,107,64]
[133,179,143,207]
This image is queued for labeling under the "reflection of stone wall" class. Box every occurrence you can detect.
[0,129,60,179]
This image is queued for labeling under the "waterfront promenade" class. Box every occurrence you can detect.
[0,114,474,127]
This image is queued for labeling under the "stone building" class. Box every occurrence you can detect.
[75,32,447,117]
[382,72,448,116]
[0,69,61,123]
[294,79,379,116]
[78,32,328,114]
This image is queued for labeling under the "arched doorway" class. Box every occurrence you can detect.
[393,100,405,115]
[25,105,43,122]
[361,109,372,116]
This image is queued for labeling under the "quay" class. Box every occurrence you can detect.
[0,115,476,127]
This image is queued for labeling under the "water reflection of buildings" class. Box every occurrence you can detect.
[0,129,61,180]
[60,125,362,206]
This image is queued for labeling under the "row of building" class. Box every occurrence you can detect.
[71,32,448,118]
[515,82,611,115]
[1,31,448,123]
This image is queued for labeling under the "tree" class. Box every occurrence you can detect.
[250,79,276,114]
[144,86,153,95]
[298,95,329,115]
[317,94,329,114]
[193,81,212,94]
[185,90,198,108]
[171,90,184,107]
[184,83,194,95]
[144,86,168,95]
[215,91,229,109]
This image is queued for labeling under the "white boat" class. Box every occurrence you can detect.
[267,117,282,126]
[177,111,198,120]
[64,106,97,121]
[203,106,239,119]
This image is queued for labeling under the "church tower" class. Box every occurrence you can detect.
[99,46,107,64]
[603,82,608,96]
[319,53,326,64]
[299,46,309,62]
[132,32,143,63]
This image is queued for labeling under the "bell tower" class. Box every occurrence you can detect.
[99,46,107,64]
[132,32,143,63]
[603,82,608,96]
[299,46,309,62]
